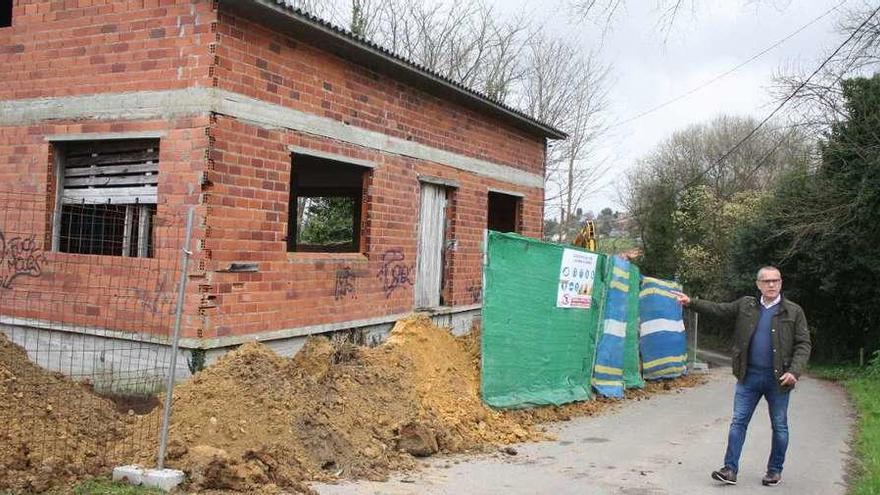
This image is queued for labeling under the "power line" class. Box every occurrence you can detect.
[681,1,880,191]
[626,2,880,222]
[608,0,849,131]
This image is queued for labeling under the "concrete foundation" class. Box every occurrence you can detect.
[1,307,481,392]
[0,322,189,395]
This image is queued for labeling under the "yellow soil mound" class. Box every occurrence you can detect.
[0,335,132,493]
[153,316,548,492]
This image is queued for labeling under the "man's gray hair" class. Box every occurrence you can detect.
[756,266,781,280]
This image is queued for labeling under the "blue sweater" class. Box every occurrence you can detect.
[748,303,778,370]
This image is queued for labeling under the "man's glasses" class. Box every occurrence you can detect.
[758,279,782,285]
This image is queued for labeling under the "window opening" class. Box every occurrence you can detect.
[487,191,521,233]
[54,139,159,258]
[0,0,11,28]
[287,154,368,253]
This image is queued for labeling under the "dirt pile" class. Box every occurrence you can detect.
[147,337,419,493]
[384,317,542,449]
[153,316,545,493]
[0,334,132,493]
[0,316,707,494]
[151,316,706,493]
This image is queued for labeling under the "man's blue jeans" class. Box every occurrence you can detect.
[724,368,791,474]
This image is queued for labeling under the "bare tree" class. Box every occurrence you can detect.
[571,1,801,41]
[366,0,531,100]
[772,2,880,139]
[625,115,813,200]
[617,114,814,278]
[474,12,531,102]
[518,35,610,241]
[837,3,880,72]
[285,0,533,103]
[350,0,390,38]
[570,0,696,40]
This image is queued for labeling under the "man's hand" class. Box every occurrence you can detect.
[779,372,798,387]
[671,291,691,306]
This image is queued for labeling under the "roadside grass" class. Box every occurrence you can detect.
[810,363,880,495]
[50,478,164,495]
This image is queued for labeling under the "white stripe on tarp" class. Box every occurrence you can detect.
[639,318,685,336]
[603,319,627,338]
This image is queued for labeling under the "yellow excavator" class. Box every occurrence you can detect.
[572,219,597,251]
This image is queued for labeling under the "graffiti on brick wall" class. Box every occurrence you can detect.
[335,266,357,300]
[377,248,414,298]
[466,282,482,304]
[0,230,46,289]
[133,273,175,315]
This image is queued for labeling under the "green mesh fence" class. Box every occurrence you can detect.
[623,261,645,389]
[480,231,607,409]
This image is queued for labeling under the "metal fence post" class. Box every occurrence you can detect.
[157,207,195,470]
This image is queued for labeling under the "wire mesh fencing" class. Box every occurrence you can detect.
[0,189,194,489]
[682,306,711,372]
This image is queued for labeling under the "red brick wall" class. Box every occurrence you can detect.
[0,1,550,341]
[193,10,548,338]
[0,118,210,338]
[201,116,543,338]
[0,0,216,100]
[212,9,546,176]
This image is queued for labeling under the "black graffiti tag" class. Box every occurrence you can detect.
[133,273,174,315]
[466,282,482,304]
[377,248,413,298]
[0,231,46,289]
[335,266,357,300]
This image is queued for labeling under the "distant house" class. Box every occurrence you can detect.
[612,213,635,238]
[0,0,563,374]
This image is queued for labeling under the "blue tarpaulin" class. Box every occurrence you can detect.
[638,277,688,380]
[592,257,633,398]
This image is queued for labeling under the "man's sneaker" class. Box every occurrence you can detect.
[762,471,782,486]
[711,466,737,485]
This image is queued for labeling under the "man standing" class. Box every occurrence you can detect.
[674,266,811,487]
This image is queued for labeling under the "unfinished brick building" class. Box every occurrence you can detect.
[0,0,563,374]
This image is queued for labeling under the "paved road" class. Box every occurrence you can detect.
[313,367,852,495]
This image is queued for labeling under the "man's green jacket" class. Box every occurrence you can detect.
[690,296,811,385]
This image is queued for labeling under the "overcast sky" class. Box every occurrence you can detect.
[507,0,849,214]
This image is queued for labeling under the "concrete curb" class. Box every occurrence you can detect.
[112,465,184,492]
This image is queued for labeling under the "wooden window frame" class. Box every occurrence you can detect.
[50,137,160,258]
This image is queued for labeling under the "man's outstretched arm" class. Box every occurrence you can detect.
[672,291,741,320]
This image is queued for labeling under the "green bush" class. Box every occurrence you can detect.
[867,350,880,378]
